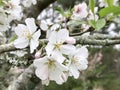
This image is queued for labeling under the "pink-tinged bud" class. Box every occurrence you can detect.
[65,37,76,44]
[34,51,41,59]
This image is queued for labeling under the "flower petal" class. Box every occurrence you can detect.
[14,38,29,48]
[25,18,37,34]
[76,46,88,58]
[69,65,79,79]
[35,65,48,80]
[40,21,48,31]
[45,43,54,56]
[57,29,69,43]
[32,30,41,40]
[14,24,28,37]
[30,39,39,53]
[52,50,65,63]
[61,44,76,55]
[48,31,57,43]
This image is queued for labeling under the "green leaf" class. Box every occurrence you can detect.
[88,20,96,29]
[107,0,113,7]
[99,6,120,17]
[9,35,17,43]
[96,19,106,30]
[88,19,106,30]
[55,6,65,16]
[89,0,95,13]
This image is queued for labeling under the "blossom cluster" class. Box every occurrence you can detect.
[8,1,100,85]
[1,0,119,86]
[34,27,88,85]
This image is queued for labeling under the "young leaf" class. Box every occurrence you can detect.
[96,19,106,30]
[88,19,106,30]
[99,6,120,17]
[89,0,95,13]
[88,20,96,29]
[107,0,113,7]
[55,6,65,16]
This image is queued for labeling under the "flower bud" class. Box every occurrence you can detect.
[34,50,41,59]
[65,37,76,44]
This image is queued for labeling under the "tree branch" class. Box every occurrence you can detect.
[0,43,18,54]
[0,34,120,54]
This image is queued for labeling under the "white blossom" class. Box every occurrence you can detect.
[68,46,88,79]
[34,55,68,85]
[45,29,76,63]
[14,18,41,53]
[73,2,88,19]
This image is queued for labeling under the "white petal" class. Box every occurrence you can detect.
[81,2,87,9]
[52,50,65,63]
[78,64,88,71]
[57,29,69,43]
[77,61,88,71]
[35,65,48,80]
[60,44,76,55]
[30,39,39,53]
[40,21,48,31]
[50,24,60,31]
[45,43,54,56]
[25,18,37,34]
[34,57,47,67]
[14,24,28,37]
[32,30,41,40]
[49,67,63,83]
[14,38,29,48]
[48,31,57,43]
[76,46,88,58]
[55,61,68,71]
[69,65,79,79]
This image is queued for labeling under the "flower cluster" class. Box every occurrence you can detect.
[34,28,88,85]
[12,1,90,86]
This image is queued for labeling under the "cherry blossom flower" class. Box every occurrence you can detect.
[68,46,88,79]
[45,29,76,63]
[73,2,88,19]
[34,55,68,85]
[14,18,41,53]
